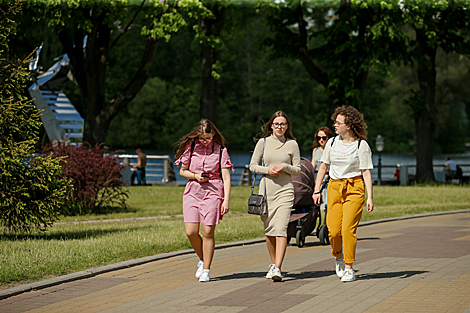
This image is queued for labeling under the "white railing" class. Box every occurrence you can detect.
[118,154,176,185]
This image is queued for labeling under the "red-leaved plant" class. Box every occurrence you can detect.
[40,142,129,215]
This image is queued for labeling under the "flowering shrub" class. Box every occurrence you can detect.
[41,142,129,215]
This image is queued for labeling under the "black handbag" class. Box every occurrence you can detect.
[248,139,267,216]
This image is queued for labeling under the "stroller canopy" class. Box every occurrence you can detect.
[292,157,315,206]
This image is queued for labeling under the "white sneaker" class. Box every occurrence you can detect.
[341,269,356,282]
[195,260,204,278]
[335,259,345,278]
[199,269,210,282]
[271,267,282,282]
[266,263,275,279]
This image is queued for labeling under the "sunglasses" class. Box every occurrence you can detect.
[316,136,328,141]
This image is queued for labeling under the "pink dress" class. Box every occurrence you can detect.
[175,141,234,225]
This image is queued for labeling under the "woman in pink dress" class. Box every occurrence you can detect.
[174,119,234,282]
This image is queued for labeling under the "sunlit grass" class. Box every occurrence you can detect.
[1,184,469,288]
[58,185,253,222]
[366,185,470,221]
[0,214,263,288]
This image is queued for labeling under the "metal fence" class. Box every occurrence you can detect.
[118,154,176,185]
[117,154,469,186]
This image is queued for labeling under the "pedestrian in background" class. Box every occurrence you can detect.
[249,110,301,282]
[131,148,147,185]
[174,119,234,282]
[445,157,457,182]
[311,126,334,215]
[313,105,374,282]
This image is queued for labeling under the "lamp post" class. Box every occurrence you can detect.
[375,135,384,186]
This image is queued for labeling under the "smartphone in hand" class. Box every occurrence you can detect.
[201,172,210,178]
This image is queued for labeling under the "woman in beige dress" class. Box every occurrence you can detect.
[249,111,301,282]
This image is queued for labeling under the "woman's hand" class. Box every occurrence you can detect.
[195,173,209,183]
[269,163,285,176]
[367,197,374,212]
[221,199,229,215]
[312,193,322,205]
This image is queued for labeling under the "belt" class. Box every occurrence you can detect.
[331,176,363,191]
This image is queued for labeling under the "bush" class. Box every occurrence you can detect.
[0,1,73,232]
[40,142,129,215]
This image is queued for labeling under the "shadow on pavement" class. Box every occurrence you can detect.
[213,270,338,281]
[357,237,381,241]
[357,270,428,280]
[211,271,266,281]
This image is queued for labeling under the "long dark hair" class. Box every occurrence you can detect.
[174,119,225,158]
[261,110,296,140]
[332,105,367,140]
[312,126,333,148]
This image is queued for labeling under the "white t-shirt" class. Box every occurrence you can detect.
[321,136,373,180]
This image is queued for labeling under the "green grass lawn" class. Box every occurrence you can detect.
[1,184,469,289]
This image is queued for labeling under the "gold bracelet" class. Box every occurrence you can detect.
[193,173,196,179]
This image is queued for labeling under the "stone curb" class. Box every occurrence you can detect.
[358,209,470,226]
[1,209,469,300]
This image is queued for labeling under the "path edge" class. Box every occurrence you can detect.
[1,209,469,300]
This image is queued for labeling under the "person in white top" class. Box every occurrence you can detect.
[313,106,374,282]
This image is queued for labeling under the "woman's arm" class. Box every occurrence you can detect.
[311,148,317,171]
[180,163,209,183]
[249,140,269,175]
[312,162,328,205]
[221,168,231,215]
[278,142,301,176]
[362,169,374,212]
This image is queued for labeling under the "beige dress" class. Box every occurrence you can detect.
[249,135,301,237]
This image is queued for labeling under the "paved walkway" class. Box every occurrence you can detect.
[1,212,470,313]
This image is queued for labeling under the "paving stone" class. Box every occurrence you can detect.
[1,212,470,313]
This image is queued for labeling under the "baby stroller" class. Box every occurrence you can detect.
[287,157,329,247]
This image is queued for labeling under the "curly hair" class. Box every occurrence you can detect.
[332,106,367,140]
[312,126,333,148]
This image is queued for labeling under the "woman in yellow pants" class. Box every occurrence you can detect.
[313,106,374,282]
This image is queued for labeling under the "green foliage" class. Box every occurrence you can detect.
[107,77,200,151]
[4,0,470,156]
[27,0,128,31]
[107,6,324,153]
[0,1,72,232]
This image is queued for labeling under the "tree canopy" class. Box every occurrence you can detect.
[3,0,470,181]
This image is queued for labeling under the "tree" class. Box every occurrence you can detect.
[263,0,406,123]
[0,1,72,232]
[20,0,199,146]
[399,0,470,181]
[197,0,227,122]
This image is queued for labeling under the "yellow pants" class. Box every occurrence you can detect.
[327,176,365,264]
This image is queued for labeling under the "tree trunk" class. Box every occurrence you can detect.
[199,5,224,123]
[200,35,219,122]
[57,9,159,146]
[415,29,437,182]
